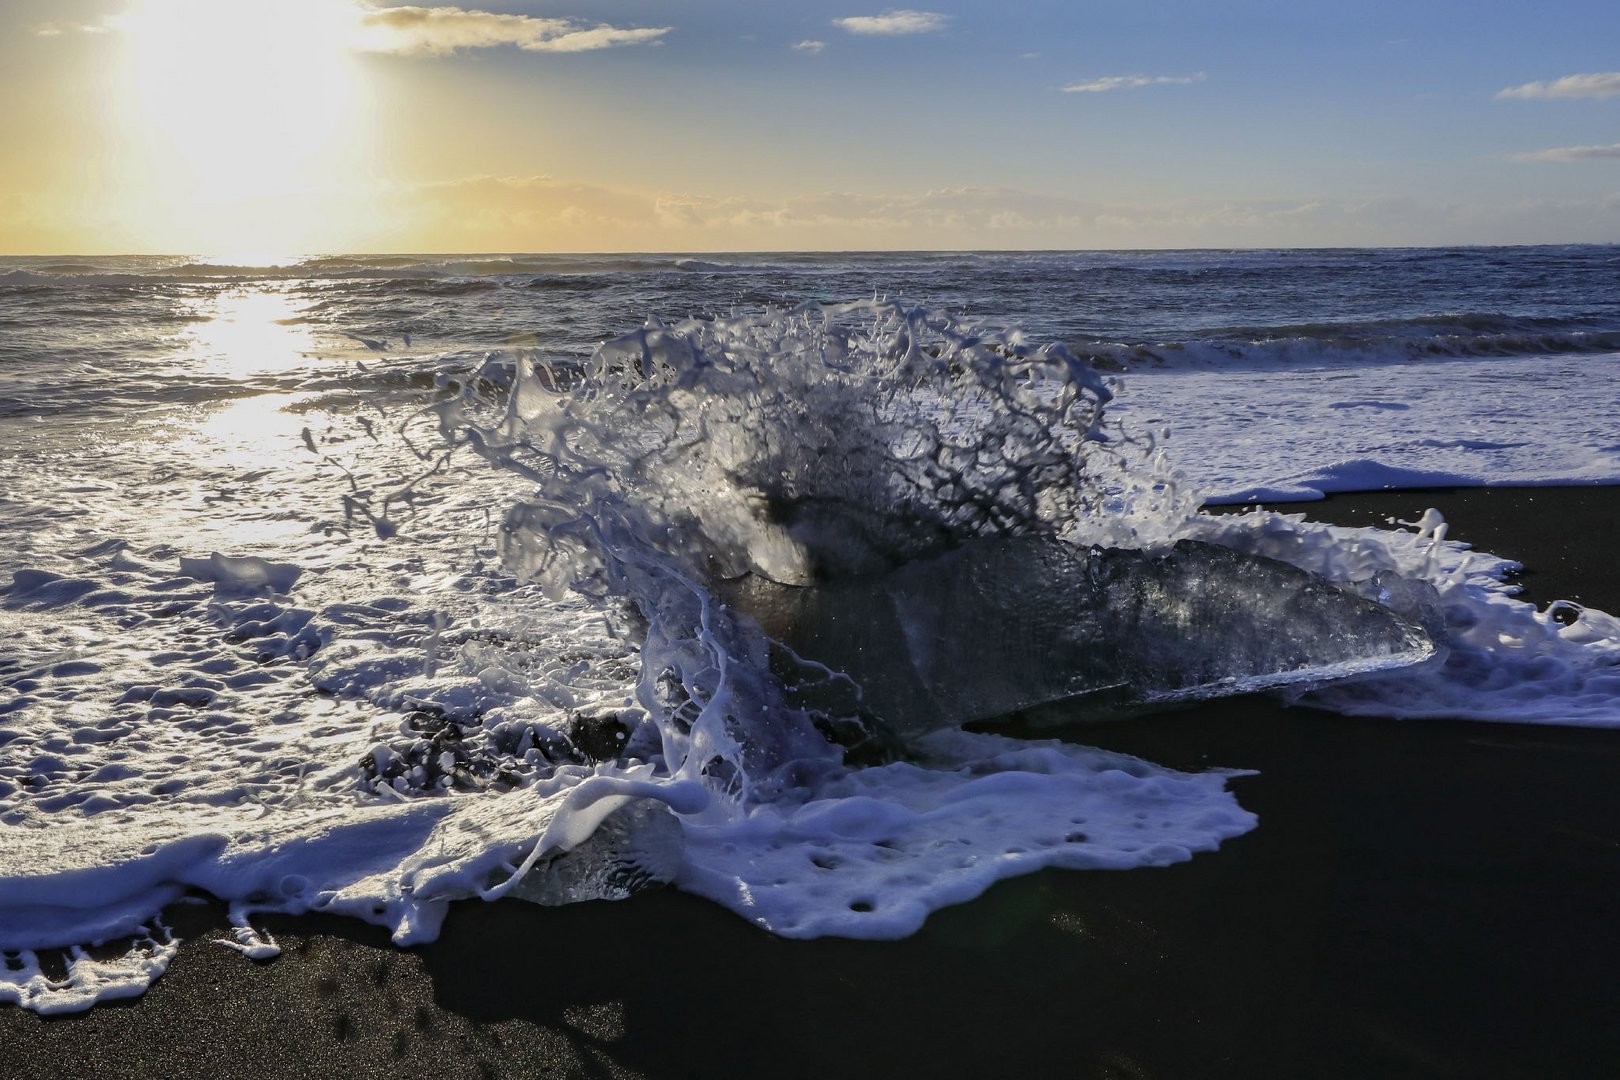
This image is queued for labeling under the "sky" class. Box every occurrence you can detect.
[1,0,1617,253]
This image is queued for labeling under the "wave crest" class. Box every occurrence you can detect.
[1082,312,1620,369]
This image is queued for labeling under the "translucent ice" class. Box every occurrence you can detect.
[506,798,685,905]
[722,537,1438,736]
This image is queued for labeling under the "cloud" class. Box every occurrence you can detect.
[1063,72,1206,93]
[40,4,668,55]
[33,20,113,37]
[352,182,1608,250]
[833,10,950,36]
[10,170,1618,253]
[356,4,669,56]
[1512,143,1620,162]
[792,39,826,54]
[393,177,1440,250]
[1498,72,1620,100]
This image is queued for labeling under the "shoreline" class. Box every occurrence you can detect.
[5,484,1619,1079]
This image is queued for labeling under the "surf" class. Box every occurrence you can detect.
[3,297,1618,1015]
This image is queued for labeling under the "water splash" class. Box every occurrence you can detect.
[453,303,1199,793]
[7,297,1615,1015]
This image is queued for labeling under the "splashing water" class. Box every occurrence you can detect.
[454,303,1220,790]
[3,301,1617,1013]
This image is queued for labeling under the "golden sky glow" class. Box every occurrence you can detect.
[121,1,360,198]
[2,0,1618,253]
[107,0,369,253]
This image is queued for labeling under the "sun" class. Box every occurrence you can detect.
[114,0,368,252]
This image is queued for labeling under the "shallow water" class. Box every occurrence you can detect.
[2,249,1618,1012]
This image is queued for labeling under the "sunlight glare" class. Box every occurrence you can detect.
[182,287,317,377]
[116,0,367,251]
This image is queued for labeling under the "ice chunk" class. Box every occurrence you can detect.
[721,538,1438,736]
[505,798,685,905]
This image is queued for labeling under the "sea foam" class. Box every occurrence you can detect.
[2,301,1617,1014]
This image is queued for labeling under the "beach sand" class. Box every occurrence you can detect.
[5,487,1619,1079]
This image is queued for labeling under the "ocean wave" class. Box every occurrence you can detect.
[1081,312,1620,369]
[524,274,618,291]
[387,277,502,297]
[0,270,63,288]
[674,258,745,272]
[0,251,997,288]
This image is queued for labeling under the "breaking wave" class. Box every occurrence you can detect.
[1079,312,1620,370]
[462,302,1197,792]
[3,300,1618,1015]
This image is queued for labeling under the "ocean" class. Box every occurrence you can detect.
[2,247,1618,1012]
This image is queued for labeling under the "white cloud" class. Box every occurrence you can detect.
[793,39,826,54]
[833,10,950,36]
[33,20,114,37]
[356,4,669,56]
[35,4,668,56]
[1512,143,1620,163]
[1498,72,1620,100]
[1063,72,1206,93]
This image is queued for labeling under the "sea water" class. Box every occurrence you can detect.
[2,248,1618,1012]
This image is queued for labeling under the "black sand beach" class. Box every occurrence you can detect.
[6,486,1619,1079]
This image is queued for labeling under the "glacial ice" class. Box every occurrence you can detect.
[506,798,685,905]
[722,537,1439,736]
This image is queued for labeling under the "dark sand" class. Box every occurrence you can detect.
[6,487,1620,1079]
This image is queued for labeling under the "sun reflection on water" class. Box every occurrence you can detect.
[142,287,333,545]
[184,393,311,466]
[181,287,317,377]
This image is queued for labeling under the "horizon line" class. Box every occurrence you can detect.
[5,241,1619,259]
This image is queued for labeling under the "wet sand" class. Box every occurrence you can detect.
[5,486,1619,1079]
